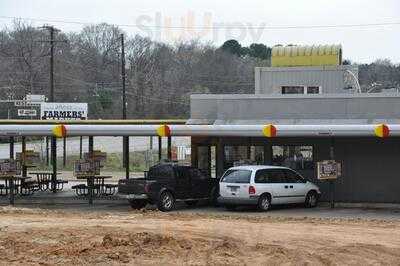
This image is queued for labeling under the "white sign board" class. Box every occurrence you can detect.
[14,100,39,107]
[18,109,37,117]
[26,94,46,102]
[40,102,88,120]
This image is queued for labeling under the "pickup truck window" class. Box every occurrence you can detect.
[176,166,190,179]
[149,165,174,179]
[221,170,251,184]
[190,168,208,181]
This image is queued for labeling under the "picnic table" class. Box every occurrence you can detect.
[29,172,68,192]
[72,175,117,204]
[0,176,34,204]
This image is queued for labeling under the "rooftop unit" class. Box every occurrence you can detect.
[271,44,342,67]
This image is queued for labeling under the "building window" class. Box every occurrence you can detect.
[224,146,264,170]
[281,86,304,94]
[281,86,321,94]
[307,86,321,94]
[272,145,314,170]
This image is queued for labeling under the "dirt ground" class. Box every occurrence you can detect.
[0,207,399,265]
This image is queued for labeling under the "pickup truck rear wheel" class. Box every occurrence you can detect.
[157,191,175,212]
[129,200,147,210]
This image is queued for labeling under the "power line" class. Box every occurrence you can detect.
[126,92,190,106]
[0,55,47,59]
[57,58,118,78]
[1,15,400,30]
[53,72,95,86]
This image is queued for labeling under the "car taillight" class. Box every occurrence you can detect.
[249,186,256,195]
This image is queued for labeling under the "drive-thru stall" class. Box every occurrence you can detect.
[1,121,399,204]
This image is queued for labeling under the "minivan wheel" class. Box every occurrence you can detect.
[258,194,271,211]
[305,191,318,208]
[157,191,175,212]
[129,200,147,210]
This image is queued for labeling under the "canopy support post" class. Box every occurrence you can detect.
[329,137,335,209]
[9,137,15,205]
[88,136,94,205]
[51,137,57,193]
[63,137,67,167]
[167,136,172,160]
[124,136,129,179]
[158,137,162,162]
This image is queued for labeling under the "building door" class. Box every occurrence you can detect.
[197,146,216,178]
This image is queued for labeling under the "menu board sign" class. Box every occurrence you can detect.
[74,159,100,177]
[84,151,107,166]
[16,150,40,166]
[0,159,21,176]
[317,160,342,180]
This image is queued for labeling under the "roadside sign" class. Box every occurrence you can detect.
[40,102,88,120]
[317,160,342,180]
[14,100,40,107]
[26,94,46,102]
[17,109,37,117]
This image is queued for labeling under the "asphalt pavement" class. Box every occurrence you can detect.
[1,188,399,221]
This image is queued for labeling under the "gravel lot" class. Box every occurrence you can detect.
[0,205,399,265]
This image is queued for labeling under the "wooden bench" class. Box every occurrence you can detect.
[20,180,39,196]
[0,184,6,196]
[103,184,118,196]
[55,180,68,191]
[72,184,101,197]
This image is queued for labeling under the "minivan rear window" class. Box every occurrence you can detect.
[221,170,252,183]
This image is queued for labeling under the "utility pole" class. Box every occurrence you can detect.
[39,25,60,102]
[50,27,55,101]
[121,33,126,120]
[39,25,62,192]
[121,34,129,179]
[49,26,56,167]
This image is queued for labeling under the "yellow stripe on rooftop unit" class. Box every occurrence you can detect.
[271,45,342,67]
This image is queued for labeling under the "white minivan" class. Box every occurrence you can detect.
[218,165,321,211]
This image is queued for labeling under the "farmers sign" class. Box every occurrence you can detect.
[41,103,88,120]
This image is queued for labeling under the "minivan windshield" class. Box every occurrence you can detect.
[221,169,252,183]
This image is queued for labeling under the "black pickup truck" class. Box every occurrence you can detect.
[118,163,219,211]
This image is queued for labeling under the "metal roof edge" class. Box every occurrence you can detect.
[190,93,400,100]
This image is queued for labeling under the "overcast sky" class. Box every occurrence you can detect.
[0,0,399,63]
